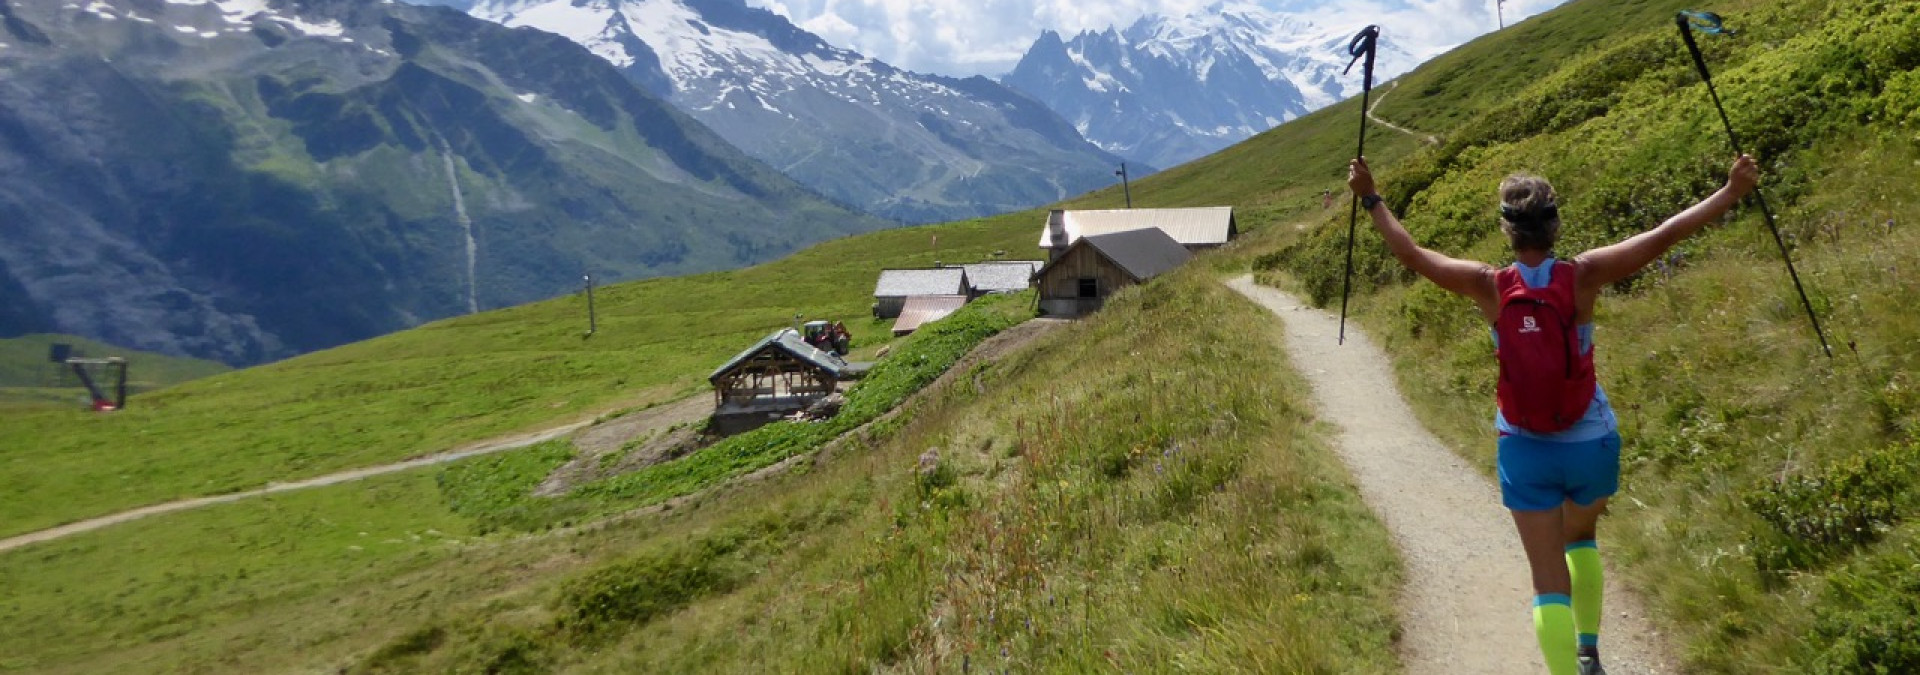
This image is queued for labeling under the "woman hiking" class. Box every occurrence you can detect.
[1346,153,1759,675]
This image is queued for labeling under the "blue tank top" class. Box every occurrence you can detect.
[1492,259,1619,442]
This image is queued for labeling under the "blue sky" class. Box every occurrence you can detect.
[746,0,1572,77]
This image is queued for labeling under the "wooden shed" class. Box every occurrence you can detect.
[1034,228,1191,316]
[708,329,850,435]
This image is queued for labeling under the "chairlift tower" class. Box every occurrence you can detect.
[48,343,128,411]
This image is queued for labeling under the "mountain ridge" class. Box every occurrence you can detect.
[438,0,1139,223]
[0,0,889,364]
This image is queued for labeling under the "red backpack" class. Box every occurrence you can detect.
[1494,261,1597,433]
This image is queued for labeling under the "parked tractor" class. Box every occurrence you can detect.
[802,320,852,356]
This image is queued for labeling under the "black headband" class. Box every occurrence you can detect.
[1500,203,1559,229]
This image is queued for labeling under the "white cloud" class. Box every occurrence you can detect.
[746,0,1572,77]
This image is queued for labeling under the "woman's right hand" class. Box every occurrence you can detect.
[1727,154,1759,198]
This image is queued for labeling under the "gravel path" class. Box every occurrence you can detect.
[1226,276,1674,674]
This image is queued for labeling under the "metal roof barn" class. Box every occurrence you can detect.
[1038,206,1237,252]
[891,295,969,336]
[959,261,1043,296]
[872,268,968,318]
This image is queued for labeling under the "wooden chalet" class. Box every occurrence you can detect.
[708,328,851,435]
[1034,228,1191,316]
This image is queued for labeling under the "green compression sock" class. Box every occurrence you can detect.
[1567,541,1603,651]
[1534,594,1579,675]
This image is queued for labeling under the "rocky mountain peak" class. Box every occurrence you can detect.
[1004,5,1412,169]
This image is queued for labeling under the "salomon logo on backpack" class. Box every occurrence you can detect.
[1494,262,1597,433]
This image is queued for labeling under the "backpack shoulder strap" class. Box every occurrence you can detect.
[1547,258,1578,287]
[1495,265,1525,301]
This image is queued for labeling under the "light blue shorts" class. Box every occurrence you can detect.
[1496,431,1621,511]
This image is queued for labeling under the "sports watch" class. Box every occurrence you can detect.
[1360,194,1384,210]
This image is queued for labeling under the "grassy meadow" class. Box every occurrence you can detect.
[1265,0,1920,671]
[0,215,1031,538]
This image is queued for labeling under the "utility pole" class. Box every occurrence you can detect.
[1115,162,1133,208]
[583,274,597,336]
[1497,0,1506,29]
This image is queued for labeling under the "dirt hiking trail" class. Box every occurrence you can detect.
[1368,81,1442,146]
[1227,276,1675,674]
[0,418,611,554]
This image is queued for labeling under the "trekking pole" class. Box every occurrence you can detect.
[1675,10,1833,358]
[1338,24,1380,346]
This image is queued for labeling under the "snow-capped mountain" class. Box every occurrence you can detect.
[1003,2,1415,169]
[435,0,1133,224]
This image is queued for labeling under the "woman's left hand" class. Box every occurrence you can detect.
[1348,157,1378,197]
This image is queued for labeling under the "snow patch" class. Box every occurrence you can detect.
[621,0,804,87]
[474,0,634,68]
[270,15,345,38]
[516,93,538,103]
[164,0,272,26]
[802,53,856,78]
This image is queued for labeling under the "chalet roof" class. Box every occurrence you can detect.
[959,261,1042,294]
[892,295,968,335]
[873,268,968,298]
[709,329,849,384]
[1036,228,1192,283]
[1038,207,1236,249]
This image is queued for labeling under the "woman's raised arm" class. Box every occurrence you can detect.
[1349,158,1499,310]
[1575,154,1759,289]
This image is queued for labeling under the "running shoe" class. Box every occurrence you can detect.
[1577,654,1607,675]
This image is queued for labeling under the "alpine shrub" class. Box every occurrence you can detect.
[1743,444,1917,576]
